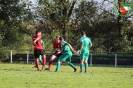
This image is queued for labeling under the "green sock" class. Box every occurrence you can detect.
[68,62,76,69]
[39,59,42,65]
[55,62,60,72]
[80,64,84,71]
[84,63,88,72]
[39,55,42,65]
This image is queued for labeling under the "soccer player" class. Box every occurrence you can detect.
[39,40,45,64]
[55,37,77,72]
[37,40,44,65]
[45,36,62,70]
[32,29,46,71]
[79,31,92,73]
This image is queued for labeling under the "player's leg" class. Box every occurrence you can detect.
[34,50,40,71]
[55,53,68,72]
[67,55,77,72]
[39,55,42,65]
[48,54,57,70]
[55,59,61,72]
[84,59,88,73]
[84,53,89,73]
[80,59,85,73]
[80,54,85,73]
[41,50,46,70]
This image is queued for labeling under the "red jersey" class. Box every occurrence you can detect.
[53,41,61,50]
[32,34,43,50]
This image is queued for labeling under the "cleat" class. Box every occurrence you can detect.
[74,68,77,72]
[42,66,45,70]
[85,70,88,73]
[55,70,58,72]
[79,70,84,73]
[37,68,40,71]
[45,68,50,70]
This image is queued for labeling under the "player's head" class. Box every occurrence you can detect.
[36,29,42,35]
[81,31,86,36]
[59,36,64,42]
[55,35,60,41]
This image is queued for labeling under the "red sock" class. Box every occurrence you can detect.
[42,57,46,68]
[35,60,39,70]
[48,61,52,69]
[60,61,62,65]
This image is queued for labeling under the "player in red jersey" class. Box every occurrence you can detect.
[45,36,62,70]
[32,29,46,71]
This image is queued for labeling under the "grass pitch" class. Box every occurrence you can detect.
[0,63,133,88]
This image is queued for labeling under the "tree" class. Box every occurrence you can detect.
[34,0,77,40]
[0,0,34,49]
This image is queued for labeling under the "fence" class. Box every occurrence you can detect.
[4,50,133,67]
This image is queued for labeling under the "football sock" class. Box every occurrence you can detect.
[84,62,88,72]
[55,61,60,72]
[39,55,42,65]
[42,57,46,69]
[42,57,46,65]
[48,61,52,69]
[39,59,42,65]
[35,60,39,70]
[60,61,62,65]
[68,62,76,69]
[80,63,84,71]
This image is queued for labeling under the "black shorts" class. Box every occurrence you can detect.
[34,49,45,58]
[53,51,62,58]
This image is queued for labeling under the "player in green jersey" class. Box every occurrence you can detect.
[79,31,92,73]
[55,37,77,72]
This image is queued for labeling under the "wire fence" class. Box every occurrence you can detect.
[0,50,133,67]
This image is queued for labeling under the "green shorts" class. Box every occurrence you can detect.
[59,53,72,62]
[80,53,89,60]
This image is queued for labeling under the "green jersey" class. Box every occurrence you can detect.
[80,36,92,53]
[61,41,72,54]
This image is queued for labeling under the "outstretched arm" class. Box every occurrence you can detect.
[68,43,76,54]
[33,37,40,45]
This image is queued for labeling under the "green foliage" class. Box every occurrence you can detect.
[0,48,10,60]
[0,0,133,55]
[0,0,34,51]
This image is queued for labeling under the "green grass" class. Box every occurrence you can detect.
[0,63,133,88]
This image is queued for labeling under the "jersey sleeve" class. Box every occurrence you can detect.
[89,38,92,45]
[62,41,68,46]
[80,38,84,44]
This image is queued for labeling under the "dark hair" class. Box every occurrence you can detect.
[36,29,41,34]
[59,36,63,40]
[81,31,86,35]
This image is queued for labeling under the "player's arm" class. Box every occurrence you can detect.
[33,37,40,44]
[90,44,92,48]
[79,38,84,54]
[80,44,83,51]
[79,44,83,54]
[68,43,76,54]
[89,39,92,49]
